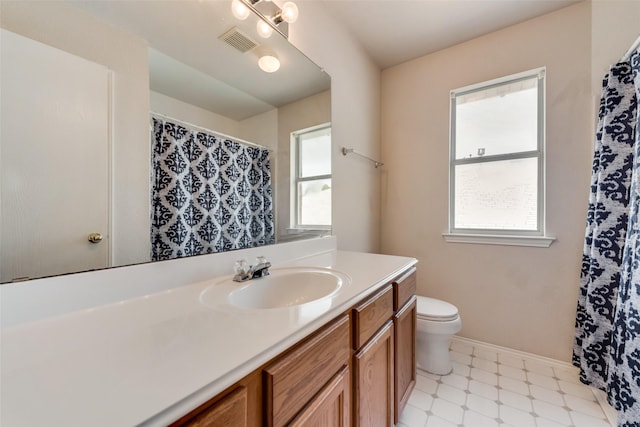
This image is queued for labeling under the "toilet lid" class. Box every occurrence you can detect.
[416,296,459,321]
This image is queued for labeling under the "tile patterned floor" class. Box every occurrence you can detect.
[398,338,614,427]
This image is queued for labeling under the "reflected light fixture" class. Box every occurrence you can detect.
[279,2,299,23]
[258,54,280,73]
[230,0,299,39]
[256,19,273,38]
[231,0,250,20]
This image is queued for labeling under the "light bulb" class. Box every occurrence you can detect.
[256,20,273,38]
[231,0,250,20]
[258,55,280,73]
[281,1,298,23]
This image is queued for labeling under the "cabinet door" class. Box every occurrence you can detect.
[182,386,248,427]
[394,297,417,423]
[290,366,350,427]
[353,321,394,427]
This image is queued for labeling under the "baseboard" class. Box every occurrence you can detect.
[451,335,575,370]
[593,388,618,427]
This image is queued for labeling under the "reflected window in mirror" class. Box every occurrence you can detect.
[291,124,332,229]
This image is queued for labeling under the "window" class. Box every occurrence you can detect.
[447,68,552,247]
[291,124,331,229]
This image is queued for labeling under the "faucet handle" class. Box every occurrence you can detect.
[234,259,249,276]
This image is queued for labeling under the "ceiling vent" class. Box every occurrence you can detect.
[219,27,258,53]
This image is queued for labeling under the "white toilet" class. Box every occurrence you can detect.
[416,295,462,375]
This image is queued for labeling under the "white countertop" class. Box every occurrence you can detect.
[1,249,416,426]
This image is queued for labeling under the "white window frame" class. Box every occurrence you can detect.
[444,68,554,247]
[290,123,332,231]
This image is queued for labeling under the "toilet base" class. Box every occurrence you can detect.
[417,332,454,375]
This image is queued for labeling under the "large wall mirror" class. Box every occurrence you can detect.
[0,0,331,284]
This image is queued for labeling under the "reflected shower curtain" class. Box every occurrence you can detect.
[574,52,640,426]
[150,117,274,261]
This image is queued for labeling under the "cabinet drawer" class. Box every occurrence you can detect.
[264,314,350,427]
[352,285,393,349]
[393,268,416,312]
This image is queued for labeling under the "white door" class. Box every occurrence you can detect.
[1,29,111,282]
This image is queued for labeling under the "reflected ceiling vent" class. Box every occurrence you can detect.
[219,27,257,53]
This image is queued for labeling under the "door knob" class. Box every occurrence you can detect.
[88,232,103,244]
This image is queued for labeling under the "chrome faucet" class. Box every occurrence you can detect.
[233,256,271,282]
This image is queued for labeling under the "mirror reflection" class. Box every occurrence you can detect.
[0,0,331,283]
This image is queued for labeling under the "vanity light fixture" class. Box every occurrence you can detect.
[231,0,251,20]
[258,54,280,73]
[277,2,299,24]
[256,19,273,38]
[231,0,298,39]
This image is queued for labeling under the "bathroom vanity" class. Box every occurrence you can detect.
[0,238,417,426]
[172,266,416,427]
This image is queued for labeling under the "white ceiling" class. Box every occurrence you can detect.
[321,0,582,69]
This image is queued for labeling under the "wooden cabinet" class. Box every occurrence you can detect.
[353,321,394,427]
[351,269,417,426]
[264,314,351,427]
[289,366,350,427]
[392,268,417,424]
[352,285,395,426]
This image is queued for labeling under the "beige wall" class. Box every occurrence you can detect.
[0,1,150,267]
[150,91,280,151]
[150,91,241,139]
[380,2,594,361]
[591,1,640,96]
[238,110,279,151]
[287,2,382,253]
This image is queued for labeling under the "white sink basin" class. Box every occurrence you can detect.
[201,267,349,310]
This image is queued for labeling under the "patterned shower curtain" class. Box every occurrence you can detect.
[574,52,639,426]
[150,117,274,261]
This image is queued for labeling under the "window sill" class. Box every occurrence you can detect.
[286,228,331,234]
[442,233,555,248]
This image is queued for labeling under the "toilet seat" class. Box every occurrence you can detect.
[416,296,459,322]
